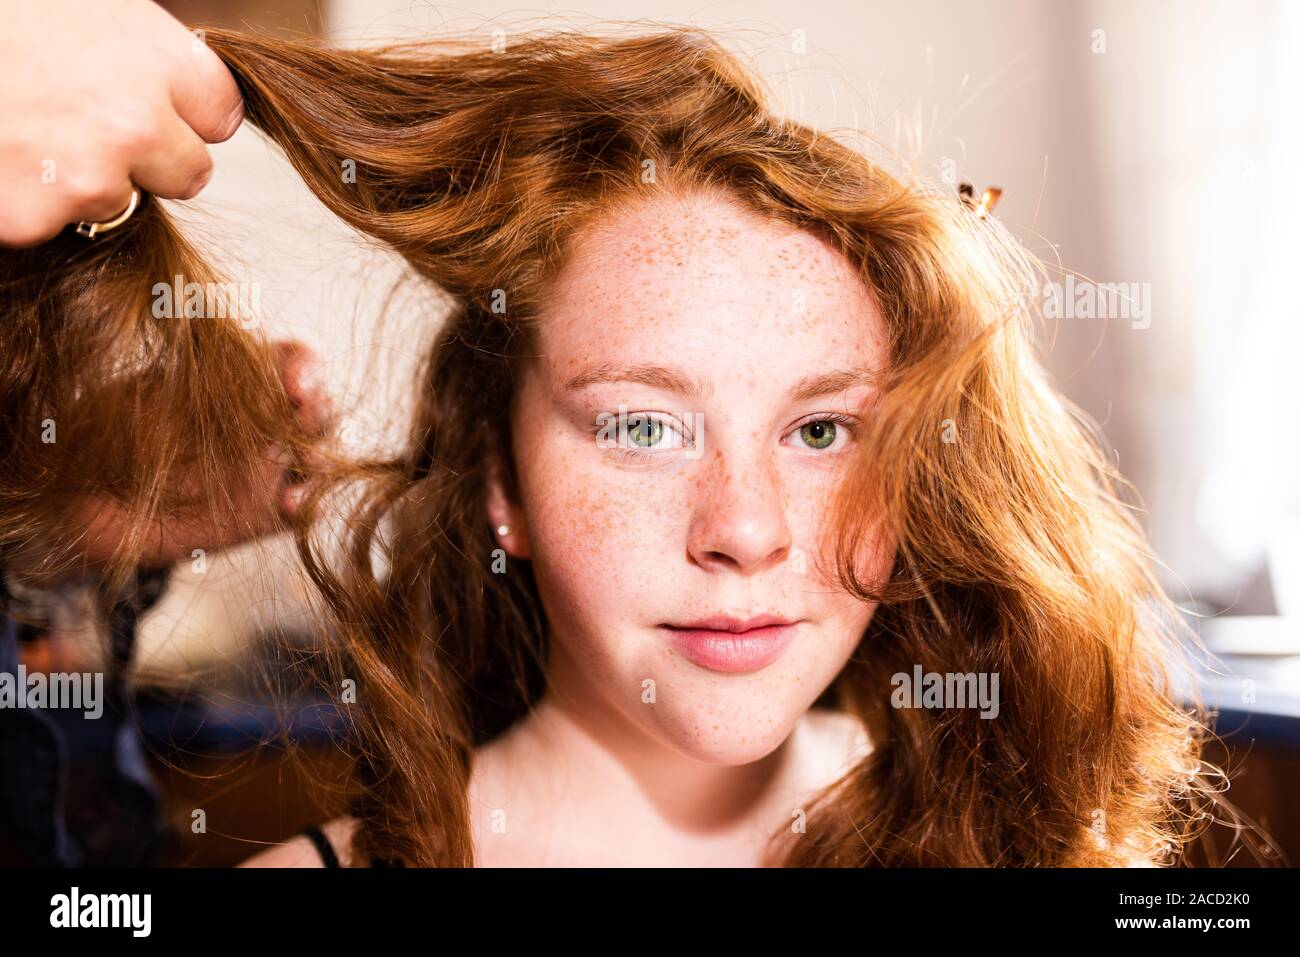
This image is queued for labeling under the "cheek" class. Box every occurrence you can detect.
[515,433,689,633]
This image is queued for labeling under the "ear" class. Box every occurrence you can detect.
[485,453,530,559]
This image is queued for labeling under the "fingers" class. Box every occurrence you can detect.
[0,0,242,246]
[0,98,216,245]
[0,145,137,246]
[0,188,95,249]
[71,444,293,568]
[277,448,320,519]
[126,107,214,201]
[273,342,336,519]
[32,340,338,572]
[168,32,245,144]
[270,341,340,521]
[273,340,337,438]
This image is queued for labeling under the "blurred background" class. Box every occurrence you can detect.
[9,0,1296,865]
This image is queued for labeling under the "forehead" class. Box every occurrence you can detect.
[533,189,888,379]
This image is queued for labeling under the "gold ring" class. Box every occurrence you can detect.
[75,186,142,239]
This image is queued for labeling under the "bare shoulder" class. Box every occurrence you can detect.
[237,815,362,868]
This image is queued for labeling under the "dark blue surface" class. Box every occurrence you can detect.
[132,694,348,752]
[1202,706,1300,751]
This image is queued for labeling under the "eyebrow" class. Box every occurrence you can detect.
[562,364,878,402]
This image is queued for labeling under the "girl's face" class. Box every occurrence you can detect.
[488,187,895,765]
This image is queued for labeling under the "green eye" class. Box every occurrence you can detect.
[628,414,664,448]
[800,420,836,450]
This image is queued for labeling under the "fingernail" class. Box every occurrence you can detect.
[283,481,310,515]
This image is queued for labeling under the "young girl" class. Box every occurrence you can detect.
[3,17,1232,867]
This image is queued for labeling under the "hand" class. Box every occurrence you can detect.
[7,341,334,585]
[0,0,243,247]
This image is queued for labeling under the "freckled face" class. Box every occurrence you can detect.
[501,188,894,765]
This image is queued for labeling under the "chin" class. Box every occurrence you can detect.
[641,694,805,766]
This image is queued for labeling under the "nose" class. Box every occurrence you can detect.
[686,443,793,574]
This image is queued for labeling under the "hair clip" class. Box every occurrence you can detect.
[958,182,1003,220]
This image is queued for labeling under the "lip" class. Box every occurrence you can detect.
[659,616,800,674]
[665,613,797,633]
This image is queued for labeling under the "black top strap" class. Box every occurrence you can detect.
[301,824,340,868]
[299,823,406,867]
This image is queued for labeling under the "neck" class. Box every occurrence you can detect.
[470,639,821,866]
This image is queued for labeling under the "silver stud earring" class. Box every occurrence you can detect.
[497,524,510,536]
